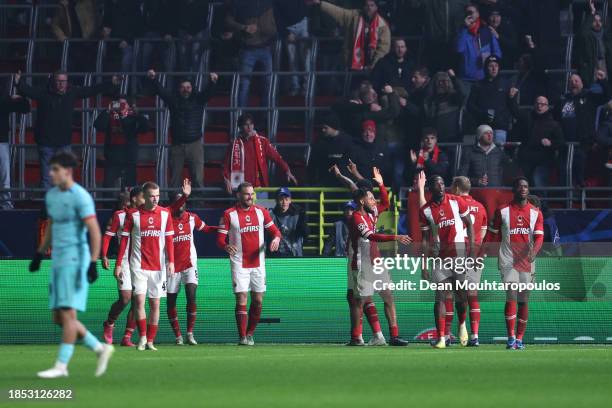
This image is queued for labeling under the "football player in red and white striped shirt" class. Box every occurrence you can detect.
[486,177,544,350]
[347,188,412,346]
[419,175,474,349]
[116,181,178,351]
[167,193,218,346]
[216,182,281,346]
[449,176,487,347]
[101,186,144,347]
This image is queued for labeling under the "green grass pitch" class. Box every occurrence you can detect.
[0,344,610,408]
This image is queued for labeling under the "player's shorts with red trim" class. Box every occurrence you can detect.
[117,263,132,291]
[167,268,199,294]
[232,266,266,293]
[500,268,535,284]
[132,269,167,298]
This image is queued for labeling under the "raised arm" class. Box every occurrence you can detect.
[195,73,219,105]
[146,70,176,106]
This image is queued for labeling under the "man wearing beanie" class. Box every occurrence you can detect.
[467,55,512,144]
[458,124,511,187]
[308,114,352,186]
[348,120,390,180]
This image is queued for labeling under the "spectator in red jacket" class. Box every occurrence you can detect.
[223,114,298,194]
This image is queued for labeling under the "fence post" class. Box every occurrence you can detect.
[319,190,325,255]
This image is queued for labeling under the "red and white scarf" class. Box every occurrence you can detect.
[416,145,440,169]
[228,132,265,189]
[351,13,384,70]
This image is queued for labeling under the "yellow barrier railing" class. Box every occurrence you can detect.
[254,187,398,255]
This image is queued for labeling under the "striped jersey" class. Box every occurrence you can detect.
[419,194,470,257]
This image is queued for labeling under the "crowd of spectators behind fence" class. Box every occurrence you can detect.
[2,0,612,212]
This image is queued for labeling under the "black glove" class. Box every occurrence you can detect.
[29,252,43,272]
[87,261,98,283]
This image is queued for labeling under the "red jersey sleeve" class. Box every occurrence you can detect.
[193,214,205,231]
[164,213,175,263]
[418,206,430,231]
[167,194,188,214]
[376,184,390,213]
[216,212,230,249]
[116,212,133,263]
[102,211,121,257]
[263,138,290,174]
[457,196,469,218]
[263,208,281,238]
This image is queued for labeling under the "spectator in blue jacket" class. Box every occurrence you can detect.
[456,3,502,84]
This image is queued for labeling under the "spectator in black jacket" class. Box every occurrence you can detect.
[402,66,431,148]
[555,71,609,186]
[467,55,512,144]
[487,7,519,69]
[370,38,414,97]
[423,70,465,143]
[94,97,149,190]
[333,82,400,141]
[322,200,355,256]
[574,0,612,88]
[270,187,308,257]
[308,114,352,186]
[509,90,565,187]
[405,127,449,187]
[458,124,511,187]
[15,70,120,189]
[102,0,144,73]
[146,69,218,191]
[0,94,30,209]
[176,0,210,73]
[347,120,390,181]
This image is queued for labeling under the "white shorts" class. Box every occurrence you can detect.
[466,267,483,285]
[167,268,199,294]
[501,269,535,285]
[132,269,167,298]
[431,263,467,284]
[117,263,132,292]
[232,267,266,293]
[348,267,392,298]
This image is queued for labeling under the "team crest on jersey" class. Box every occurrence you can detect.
[439,209,445,217]
[148,216,154,225]
[178,223,184,231]
[245,215,251,223]
[517,215,524,225]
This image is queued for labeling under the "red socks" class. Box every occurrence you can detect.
[505,300,517,338]
[444,299,453,336]
[146,324,158,343]
[246,302,262,336]
[235,304,248,338]
[435,303,445,339]
[168,307,182,338]
[187,303,197,333]
[468,296,480,336]
[389,325,399,338]
[123,315,136,339]
[364,302,382,334]
[137,319,147,337]
[351,310,363,339]
[517,303,529,340]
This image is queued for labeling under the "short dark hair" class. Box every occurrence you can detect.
[427,174,443,189]
[356,179,374,192]
[512,176,529,191]
[422,127,438,139]
[129,185,143,200]
[142,181,160,194]
[237,182,253,193]
[352,188,369,203]
[413,66,430,78]
[238,113,254,127]
[49,151,78,169]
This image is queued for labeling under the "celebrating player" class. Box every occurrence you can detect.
[216,182,281,346]
[343,168,411,346]
[486,177,544,350]
[30,152,113,378]
[115,181,185,351]
[449,176,487,347]
[167,192,217,345]
[419,175,474,349]
[347,188,412,346]
[101,186,144,346]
